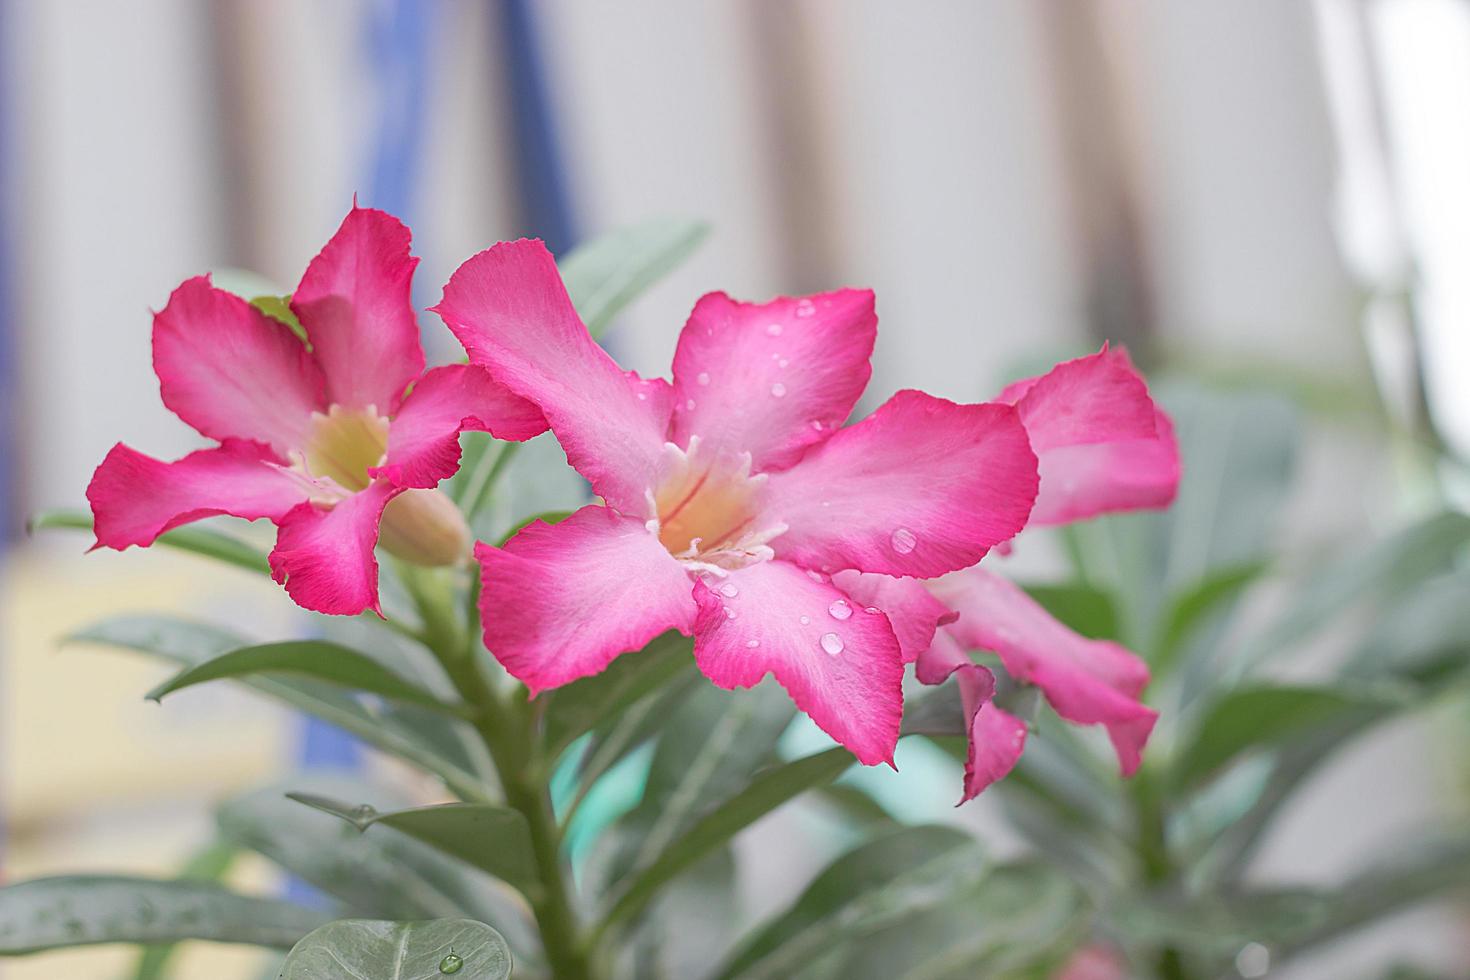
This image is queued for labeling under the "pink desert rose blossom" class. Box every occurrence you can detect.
[912,347,1179,801]
[87,206,545,616]
[433,239,1042,766]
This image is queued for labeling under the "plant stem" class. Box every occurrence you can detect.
[1133,769,1191,980]
[407,566,597,980]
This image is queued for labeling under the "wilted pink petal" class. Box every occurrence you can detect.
[916,630,1023,801]
[375,364,547,489]
[668,289,875,471]
[434,239,674,514]
[269,480,403,617]
[291,206,425,414]
[88,439,310,550]
[831,570,956,663]
[1030,407,1180,525]
[475,505,698,694]
[691,560,902,766]
[758,392,1037,578]
[997,346,1180,526]
[152,277,325,456]
[932,567,1156,776]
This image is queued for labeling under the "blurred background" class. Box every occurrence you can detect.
[2,1,1469,977]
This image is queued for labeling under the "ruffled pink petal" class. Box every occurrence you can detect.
[88,439,310,550]
[152,277,325,456]
[269,479,402,617]
[375,364,548,489]
[1030,407,1181,525]
[998,346,1180,526]
[291,206,426,414]
[830,570,956,663]
[758,392,1038,578]
[668,289,876,471]
[475,505,698,694]
[931,567,1156,776]
[916,631,1025,802]
[434,240,674,515]
[691,560,903,766]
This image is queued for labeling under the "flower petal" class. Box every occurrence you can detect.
[1030,407,1181,525]
[153,277,325,455]
[998,346,1180,526]
[932,567,1156,776]
[758,391,1038,578]
[269,479,403,617]
[668,289,876,471]
[475,505,698,694]
[291,206,426,414]
[914,630,1022,802]
[691,560,903,766]
[375,364,548,489]
[435,239,674,514]
[830,570,956,663]
[88,439,310,550]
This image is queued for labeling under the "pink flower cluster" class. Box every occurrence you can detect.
[90,207,1179,798]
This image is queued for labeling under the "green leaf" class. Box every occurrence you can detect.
[560,217,710,339]
[1019,583,1120,641]
[716,826,984,980]
[287,795,540,902]
[128,839,239,980]
[68,615,490,802]
[28,509,270,575]
[249,294,307,342]
[1154,560,1268,676]
[0,876,328,955]
[1174,684,1409,790]
[145,639,465,715]
[900,683,966,737]
[279,918,512,980]
[600,747,854,935]
[543,631,695,759]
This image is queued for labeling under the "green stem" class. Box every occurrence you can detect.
[404,565,597,980]
[1133,769,1191,980]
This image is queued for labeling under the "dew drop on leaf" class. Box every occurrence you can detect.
[439,952,464,974]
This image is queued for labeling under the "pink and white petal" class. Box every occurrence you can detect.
[914,631,1020,802]
[475,505,698,694]
[931,567,1157,776]
[999,345,1158,452]
[758,392,1038,578]
[831,570,956,664]
[375,364,548,489]
[435,240,674,514]
[1029,407,1180,525]
[291,206,426,413]
[88,439,310,550]
[668,289,876,471]
[269,479,403,617]
[153,276,325,455]
[691,560,903,766]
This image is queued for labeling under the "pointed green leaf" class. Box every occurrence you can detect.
[287,795,540,902]
[28,510,270,575]
[279,918,512,980]
[560,217,710,339]
[0,876,328,955]
[1154,560,1268,676]
[145,639,465,715]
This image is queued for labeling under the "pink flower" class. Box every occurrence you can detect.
[434,240,1041,766]
[87,206,545,616]
[916,347,1179,801]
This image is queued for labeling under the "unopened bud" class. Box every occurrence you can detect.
[378,488,471,567]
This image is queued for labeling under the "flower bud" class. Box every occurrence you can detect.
[378,488,472,567]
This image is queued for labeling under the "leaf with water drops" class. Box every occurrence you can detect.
[277,918,511,980]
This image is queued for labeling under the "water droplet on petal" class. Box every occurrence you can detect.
[766,322,784,336]
[865,606,881,614]
[778,357,789,368]
[806,570,826,583]
[685,399,696,411]
[795,300,816,318]
[725,607,738,620]
[696,371,711,386]
[440,953,464,975]
[770,382,787,398]
[799,615,811,625]
[891,527,917,554]
[746,639,760,648]
[637,392,647,401]
[828,599,852,620]
[719,582,739,598]
[820,632,844,655]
